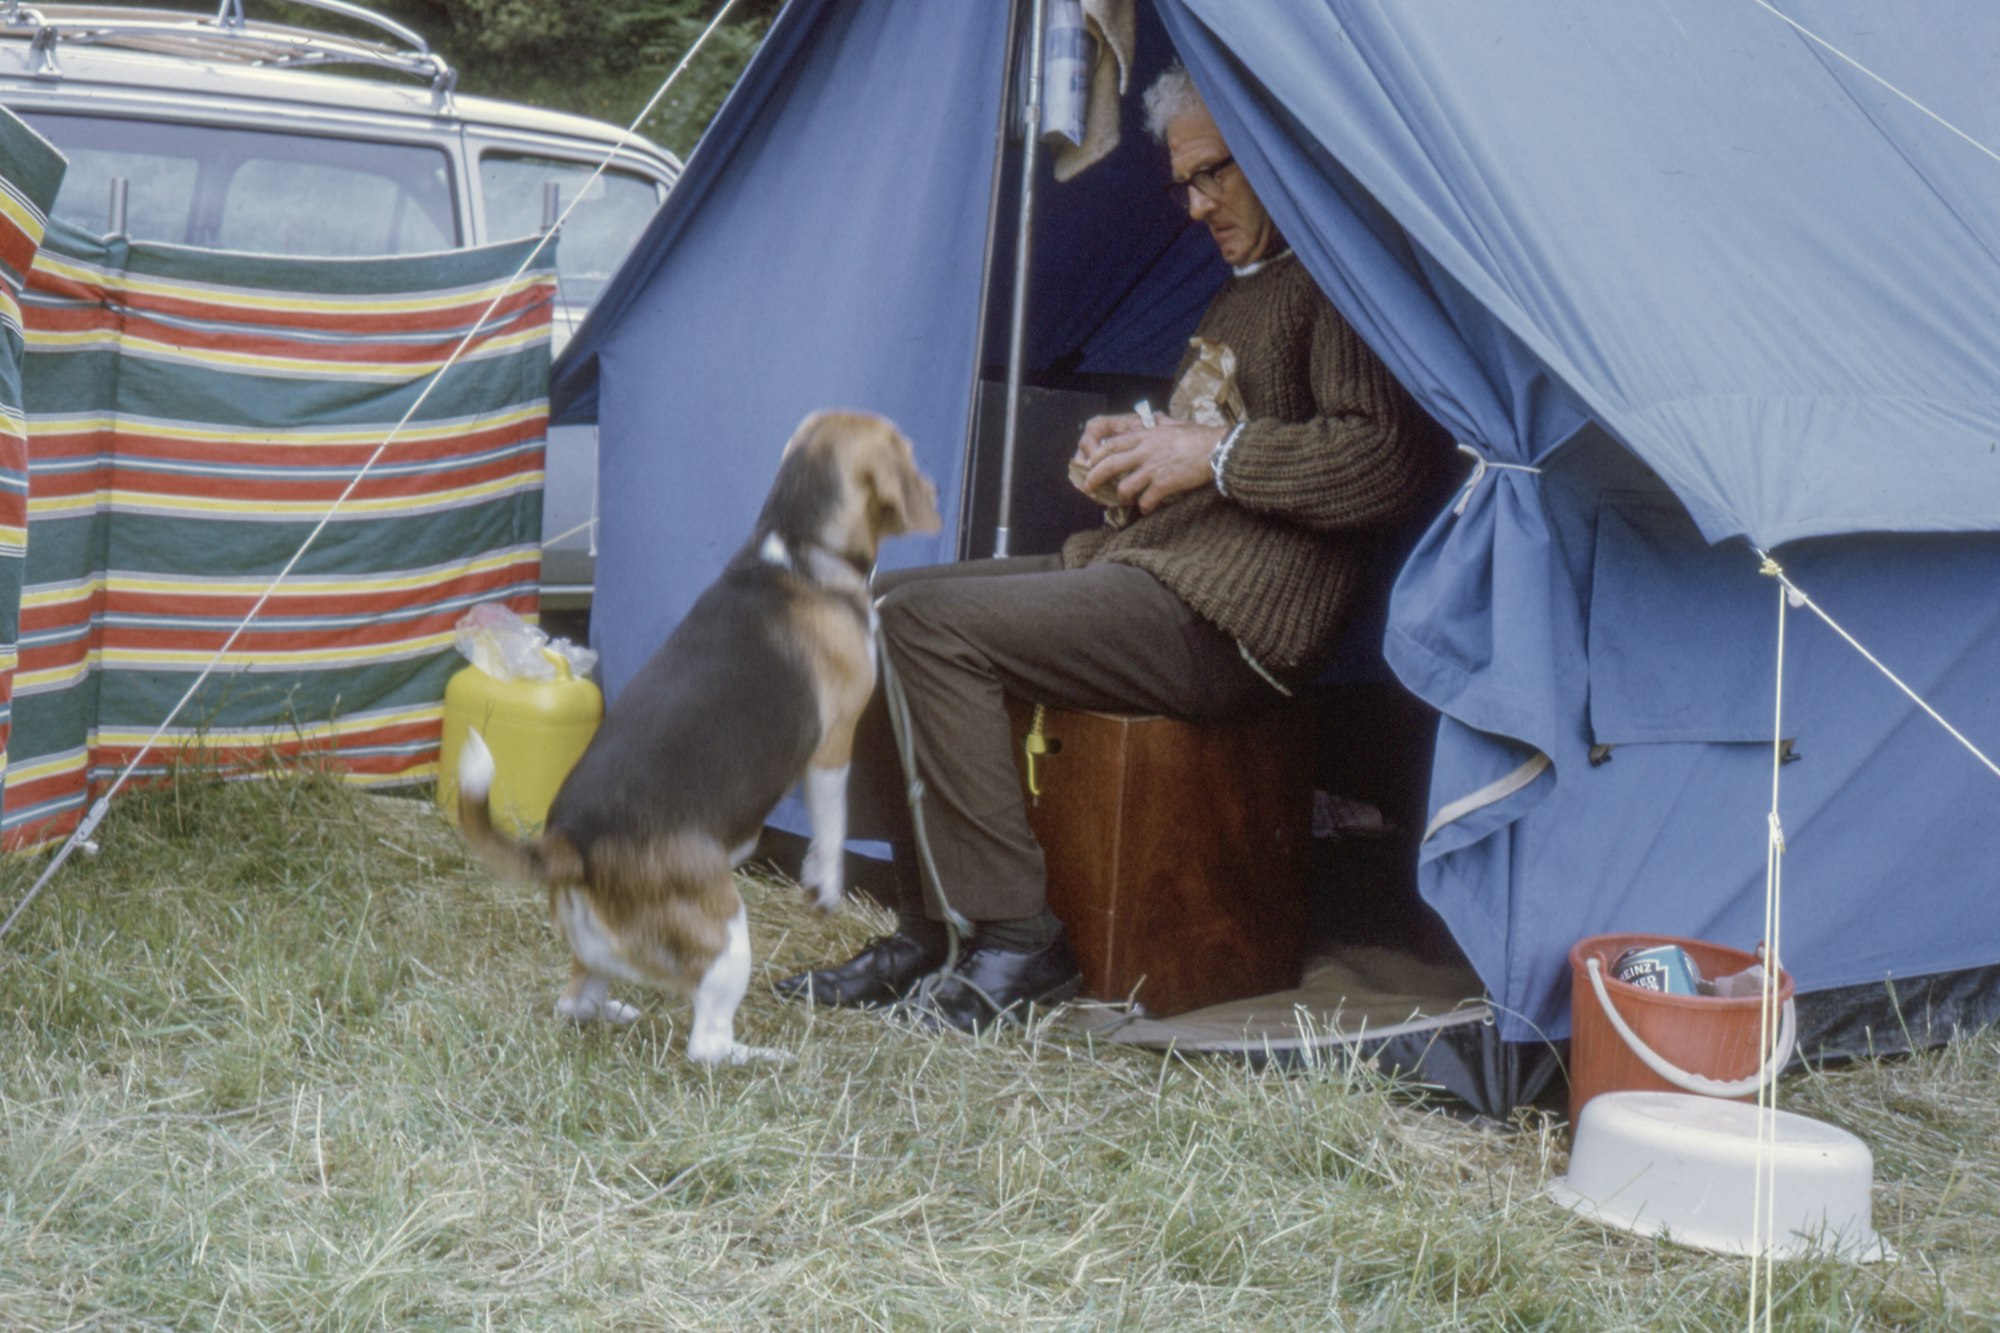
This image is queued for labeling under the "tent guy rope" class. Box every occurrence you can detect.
[0,0,742,947]
[1736,544,1998,1306]
[1747,563,1791,1331]
[1757,552,2000,781]
[1749,0,2000,169]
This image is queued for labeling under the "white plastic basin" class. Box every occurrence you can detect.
[1549,1091,1891,1261]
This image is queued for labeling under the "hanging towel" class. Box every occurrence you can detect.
[1053,0,1136,182]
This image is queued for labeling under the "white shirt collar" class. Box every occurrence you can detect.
[1232,247,1295,279]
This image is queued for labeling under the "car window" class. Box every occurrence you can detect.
[214,152,455,256]
[479,154,661,308]
[21,112,458,256]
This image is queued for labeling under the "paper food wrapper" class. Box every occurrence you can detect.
[1067,455,1126,510]
[1067,337,1245,521]
[1170,337,1246,428]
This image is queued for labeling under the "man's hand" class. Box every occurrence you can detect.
[1073,415,1228,515]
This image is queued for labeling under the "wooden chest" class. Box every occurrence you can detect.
[1009,701,1310,1017]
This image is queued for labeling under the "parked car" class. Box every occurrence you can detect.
[0,0,681,621]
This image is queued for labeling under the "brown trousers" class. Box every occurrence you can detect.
[847,554,1280,924]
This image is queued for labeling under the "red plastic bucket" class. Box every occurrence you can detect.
[1567,933,1795,1125]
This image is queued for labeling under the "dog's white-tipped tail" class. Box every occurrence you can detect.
[456,726,544,883]
[459,726,496,801]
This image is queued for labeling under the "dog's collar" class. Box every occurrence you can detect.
[759,531,874,602]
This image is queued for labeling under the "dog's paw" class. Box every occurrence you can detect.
[800,845,846,914]
[555,993,641,1026]
[688,1039,793,1066]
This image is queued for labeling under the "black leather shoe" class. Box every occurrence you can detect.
[774,933,945,1008]
[905,935,1083,1033]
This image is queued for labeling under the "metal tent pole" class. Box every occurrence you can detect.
[993,0,1047,559]
[956,0,1028,559]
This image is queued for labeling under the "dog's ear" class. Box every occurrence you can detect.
[864,424,941,536]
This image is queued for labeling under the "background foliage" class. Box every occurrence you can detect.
[277,0,784,155]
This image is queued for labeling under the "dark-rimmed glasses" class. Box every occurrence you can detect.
[1163,155,1237,211]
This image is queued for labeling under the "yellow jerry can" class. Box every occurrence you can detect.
[437,652,602,836]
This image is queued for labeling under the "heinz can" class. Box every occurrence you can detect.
[1612,943,1702,995]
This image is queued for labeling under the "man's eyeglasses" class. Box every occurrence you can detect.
[1163,155,1237,211]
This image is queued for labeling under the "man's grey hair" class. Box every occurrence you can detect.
[1142,62,1206,143]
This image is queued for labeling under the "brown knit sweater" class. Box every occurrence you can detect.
[1062,251,1447,673]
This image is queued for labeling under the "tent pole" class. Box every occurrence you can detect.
[994,0,1047,559]
[956,0,1028,561]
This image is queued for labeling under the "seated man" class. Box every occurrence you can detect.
[777,63,1450,1032]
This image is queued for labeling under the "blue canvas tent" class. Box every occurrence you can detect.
[553,0,2000,1111]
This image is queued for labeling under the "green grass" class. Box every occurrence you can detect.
[1,770,1995,1330]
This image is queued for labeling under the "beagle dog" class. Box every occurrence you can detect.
[458,410,940,1063]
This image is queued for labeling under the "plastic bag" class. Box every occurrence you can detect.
[548,636,598,680]
[1701,963,1770,999]
[453,603,597,682]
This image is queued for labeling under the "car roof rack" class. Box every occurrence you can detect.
[1,0,456,93]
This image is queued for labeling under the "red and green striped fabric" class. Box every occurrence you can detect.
[3,197,554,848]
[0,111,66,833]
